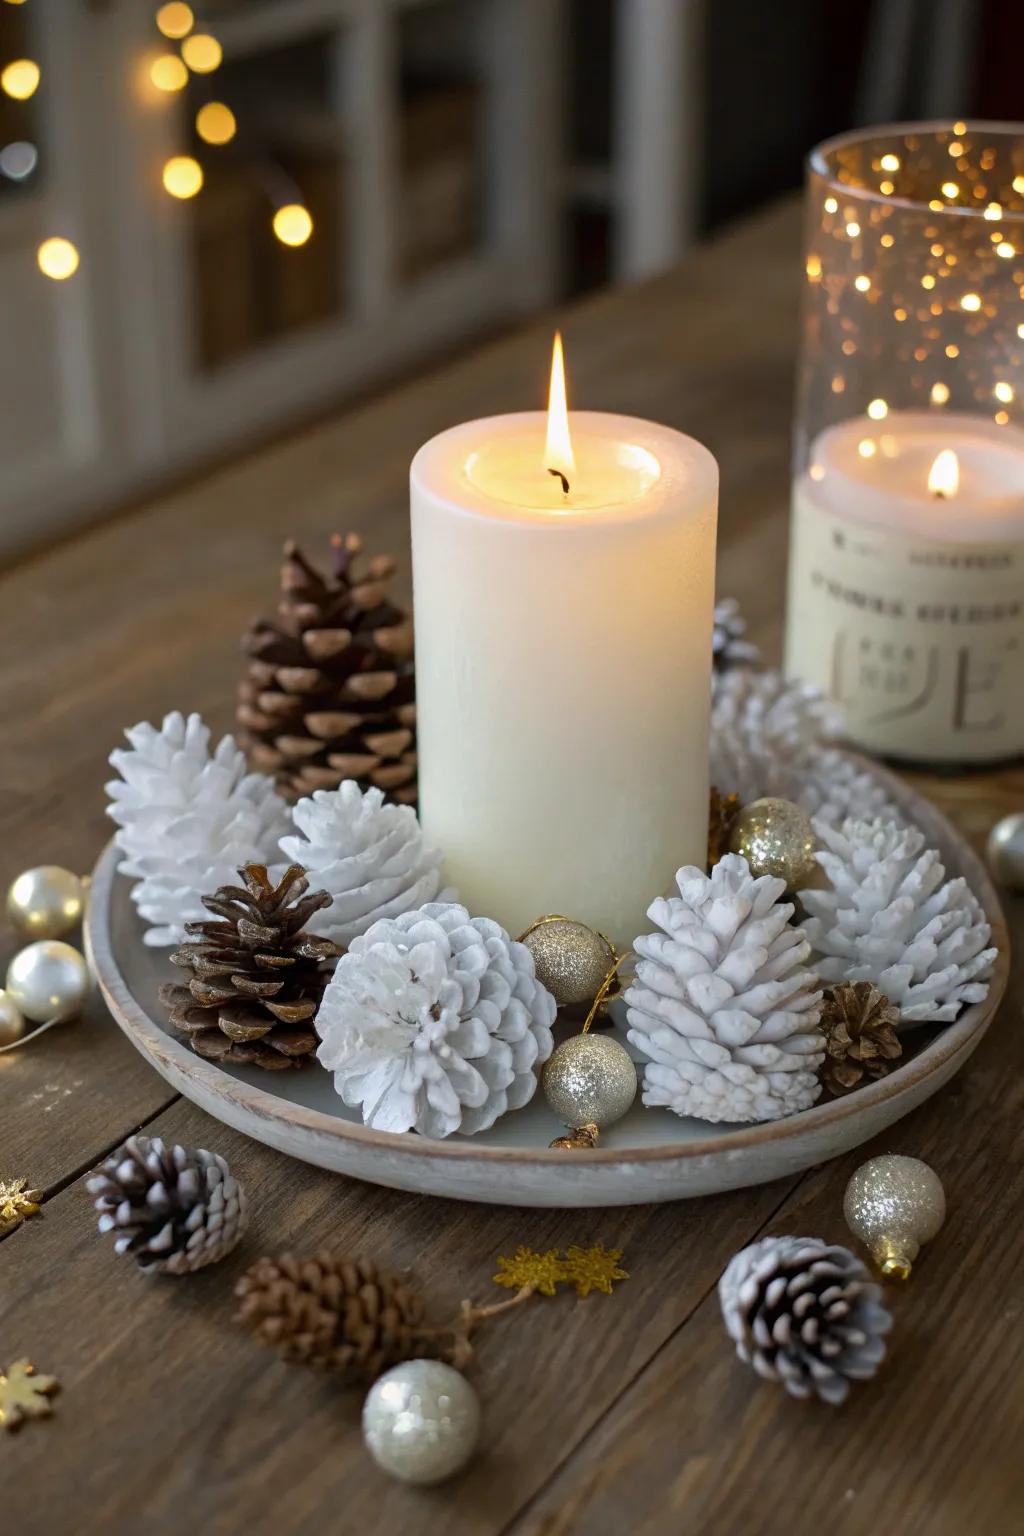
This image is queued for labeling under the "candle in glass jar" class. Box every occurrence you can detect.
[786,410,1024,762]
[410,337,718,946]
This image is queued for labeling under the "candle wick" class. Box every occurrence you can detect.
[547,467,570,495]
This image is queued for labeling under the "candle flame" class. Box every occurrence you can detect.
[545,331,575,491]
[928,448,959,498]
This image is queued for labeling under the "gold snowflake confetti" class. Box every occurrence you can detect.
[0,1178,42,1232]
[0,1360,60,1432]
[493,1246,567,1297]
[563,1244,629,1297]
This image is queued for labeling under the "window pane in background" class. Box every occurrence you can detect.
[398,0,484,283]
[187,29,344,371]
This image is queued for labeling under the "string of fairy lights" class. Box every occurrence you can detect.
[0,0,315,282]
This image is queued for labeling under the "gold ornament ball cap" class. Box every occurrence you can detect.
[728,796,817,890]
[843,1153,946,1279]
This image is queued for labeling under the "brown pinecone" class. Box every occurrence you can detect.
[237,535,417,805]
[821,981,902,1094]
[160,864,341,1071]
[235,1253,459,1384]
[708,785,741,870]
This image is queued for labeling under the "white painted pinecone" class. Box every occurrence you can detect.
[710,668,903,828]
[799,816,997,1023]
[712,597,760,673]
[107,712,290,946]
[315,902,556,1138]
[719,1235,892,1405]
[626,856,824,1124]
[279,782,444,947]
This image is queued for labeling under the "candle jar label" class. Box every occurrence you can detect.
[785,481,1024,763]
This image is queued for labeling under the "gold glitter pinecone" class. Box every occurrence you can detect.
[235,1254,464,1384]
[708,786,741,869]
[821,981,902,1095]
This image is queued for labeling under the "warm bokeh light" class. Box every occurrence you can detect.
[854,274,870,292]
[272,202,313,246]
[37,237,80,281]
[930,382,950,405]
[162,154,203,198]
[196,101,236,145]
[928,450,959,498]
[156,2,194,38]
[1,59,40,100]
[845,221,860,238]
[960,292,982,312]
[857,438,877,459]
[181,33,222,73]
[824,196,838,214]
[150,54,188,92]
[984,202,1002,220]
[941,180,959,199]
[879,152,900,173]
[996,241,1015,259]
[867,398,888,420]
[545,331,575,486]
[994,381,1015,403]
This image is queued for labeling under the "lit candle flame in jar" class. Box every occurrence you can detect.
[928,449,959,498]
[545,331,576,494]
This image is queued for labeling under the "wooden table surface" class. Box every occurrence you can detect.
[2,200,1022,1536]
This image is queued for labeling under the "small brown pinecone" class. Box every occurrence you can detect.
[235,1253,458,1384]
[719,1235,892,1405]
[87,1135,247,1275]
[160,863,341,1071]
[821,981,902,1094]
[707,785,741,870]
[237,535,417,805]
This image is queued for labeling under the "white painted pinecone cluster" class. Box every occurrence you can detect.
[315,903,556,1138]
[800,816,997,1023]
[108,714,443,949]
[626,856,824,1124]
[280,782,444,946]
[719,1235,892,1405]
[107,712,290,946]
[711,668,903,829]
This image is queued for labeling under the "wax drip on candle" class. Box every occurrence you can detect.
[545,332,575,495]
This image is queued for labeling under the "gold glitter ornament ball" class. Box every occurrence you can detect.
[521,919,614,1007]
[0,990,26,1047]
[543,1033,637,1129]
[728,796,817,890]
[7,866,85,940]
[843,1154,946,1279]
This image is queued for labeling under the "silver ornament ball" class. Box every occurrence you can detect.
[6,941,90,1024]
[987,812,1024,891]
[727,796,817,891]
[7,865,85,940]
[521,918,614,1007]
[843,1153,946,1279]
[542,1032,637,1129]
[0,989,27,1047]
[362,1360,481,1485]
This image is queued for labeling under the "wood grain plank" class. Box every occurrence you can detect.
[509,891,1024,1536]
[0,1096,802,1536]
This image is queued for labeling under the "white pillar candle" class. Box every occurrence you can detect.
[786,410,1024,762]
[410,354,717,947]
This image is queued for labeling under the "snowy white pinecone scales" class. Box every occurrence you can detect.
[107,712,290,945]
[800,815,997,1023]
[315,902,556,1138]
[280,782,444,947]
[626,855,824,1123]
